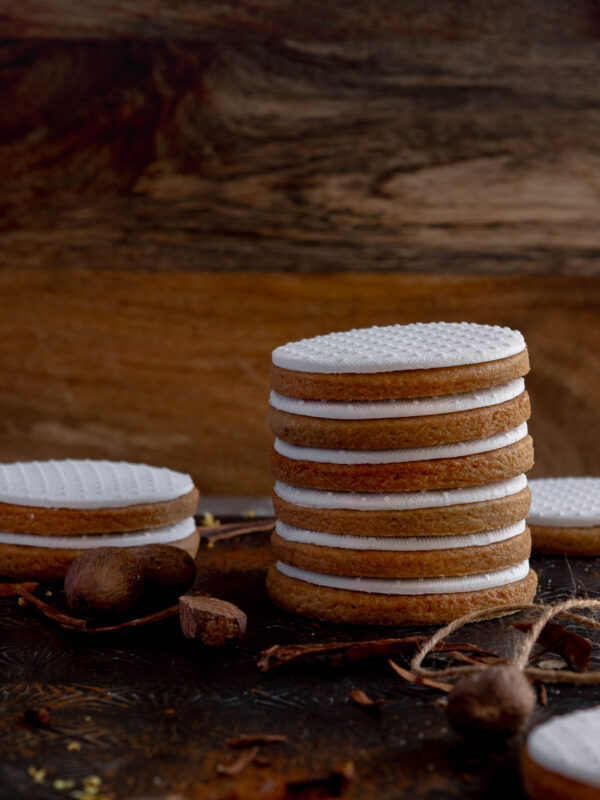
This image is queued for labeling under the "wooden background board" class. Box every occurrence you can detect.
[0,270,597,494]
[0,0,599,490]
[2,0,600,274]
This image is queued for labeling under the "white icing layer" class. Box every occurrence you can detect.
[270,379,525,420]
[275,474,528,511]
[272,322,526,374]
[276,559,530,595]
[0,460,194,509]
[0,517,196,549]
[529,477,600,528]
[276,519,526,551]
[274,423,528,465]
[527,706,600,789]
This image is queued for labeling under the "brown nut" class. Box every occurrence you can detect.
[132,544,197,597]
[446,665,535,741]
[65,548,145,614]
[179,595,247,646]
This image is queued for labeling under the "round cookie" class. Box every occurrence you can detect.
[529,477,600,555]
[0,460,199,534]
[267,562,537,625]
[271,322,528,401]
[0,522,200,581]
[270,435,534,492]
[522,706,600,800]
[266,391,531,450]
[271,523,531,578]
[273,479,531,537]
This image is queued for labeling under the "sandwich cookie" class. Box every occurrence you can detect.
[267,379,531,449]
[0,518,199,581]
[273,476,532,537]
[522,706,600,800]
[0,460,199,580]
[267,561,537,625]
[529,477,600,555]
[272,519,532,578]
[270,424,534,492]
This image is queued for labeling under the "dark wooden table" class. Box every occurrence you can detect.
[2,503,600,800]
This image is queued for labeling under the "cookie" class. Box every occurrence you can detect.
[0,459,200,580]
[267,322,535,625]
[522,706,600,800]
[529,477,600,555]
[271,522,531,578]
[273,477,531,536]
[270,429,534,492]
[267,388,531,449]
[0,523,200,581]
[0,460,199,535]
[267,562,537,625]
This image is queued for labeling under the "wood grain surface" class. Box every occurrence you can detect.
[0,270,596,494]
[2,0,600,273]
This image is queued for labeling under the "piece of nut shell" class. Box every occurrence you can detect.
[179,595,247,646]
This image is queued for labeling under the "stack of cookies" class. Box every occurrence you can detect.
[266,322,537,625]
[0,460,199,580]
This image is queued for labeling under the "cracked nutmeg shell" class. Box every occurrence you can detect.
[65,547,145,614]
[446,665,536,741]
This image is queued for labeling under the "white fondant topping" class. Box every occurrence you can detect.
[527,706,600,789]
[274,423,528,465]
[0,517,196,549]
[270,379,525,420]
[272,322,526,374]
[0,460,194,509]
[276,520,526,550]
[275,474,528,511]
[276,559,530,595]
[529,477,600,528]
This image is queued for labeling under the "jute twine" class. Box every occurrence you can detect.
[411,598,600,685]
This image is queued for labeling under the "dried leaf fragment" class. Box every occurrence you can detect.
[216,746,259,776]
[514,620,592,672]
[349,689,384,708]
[388,659,453,692]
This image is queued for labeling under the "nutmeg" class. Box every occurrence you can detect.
[132,544,196,597]
[65,548,144,614]
[446,665,535,741]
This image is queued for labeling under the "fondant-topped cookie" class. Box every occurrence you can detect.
[0,459,194,509]
[0,459,200,580]
[523,706,600,799]
[272,322,525,374]
[529,477,600,555]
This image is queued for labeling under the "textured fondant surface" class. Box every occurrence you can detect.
[529,477,600,527]
[0,460,194,509]
[274,474,528,510]
[527,706,600,789]
[276,520,526,550]
[0,517,196,549]
[275,559,530,594]
[272,322,526,374]
[270,379,525,419]
[274,423,528,464]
